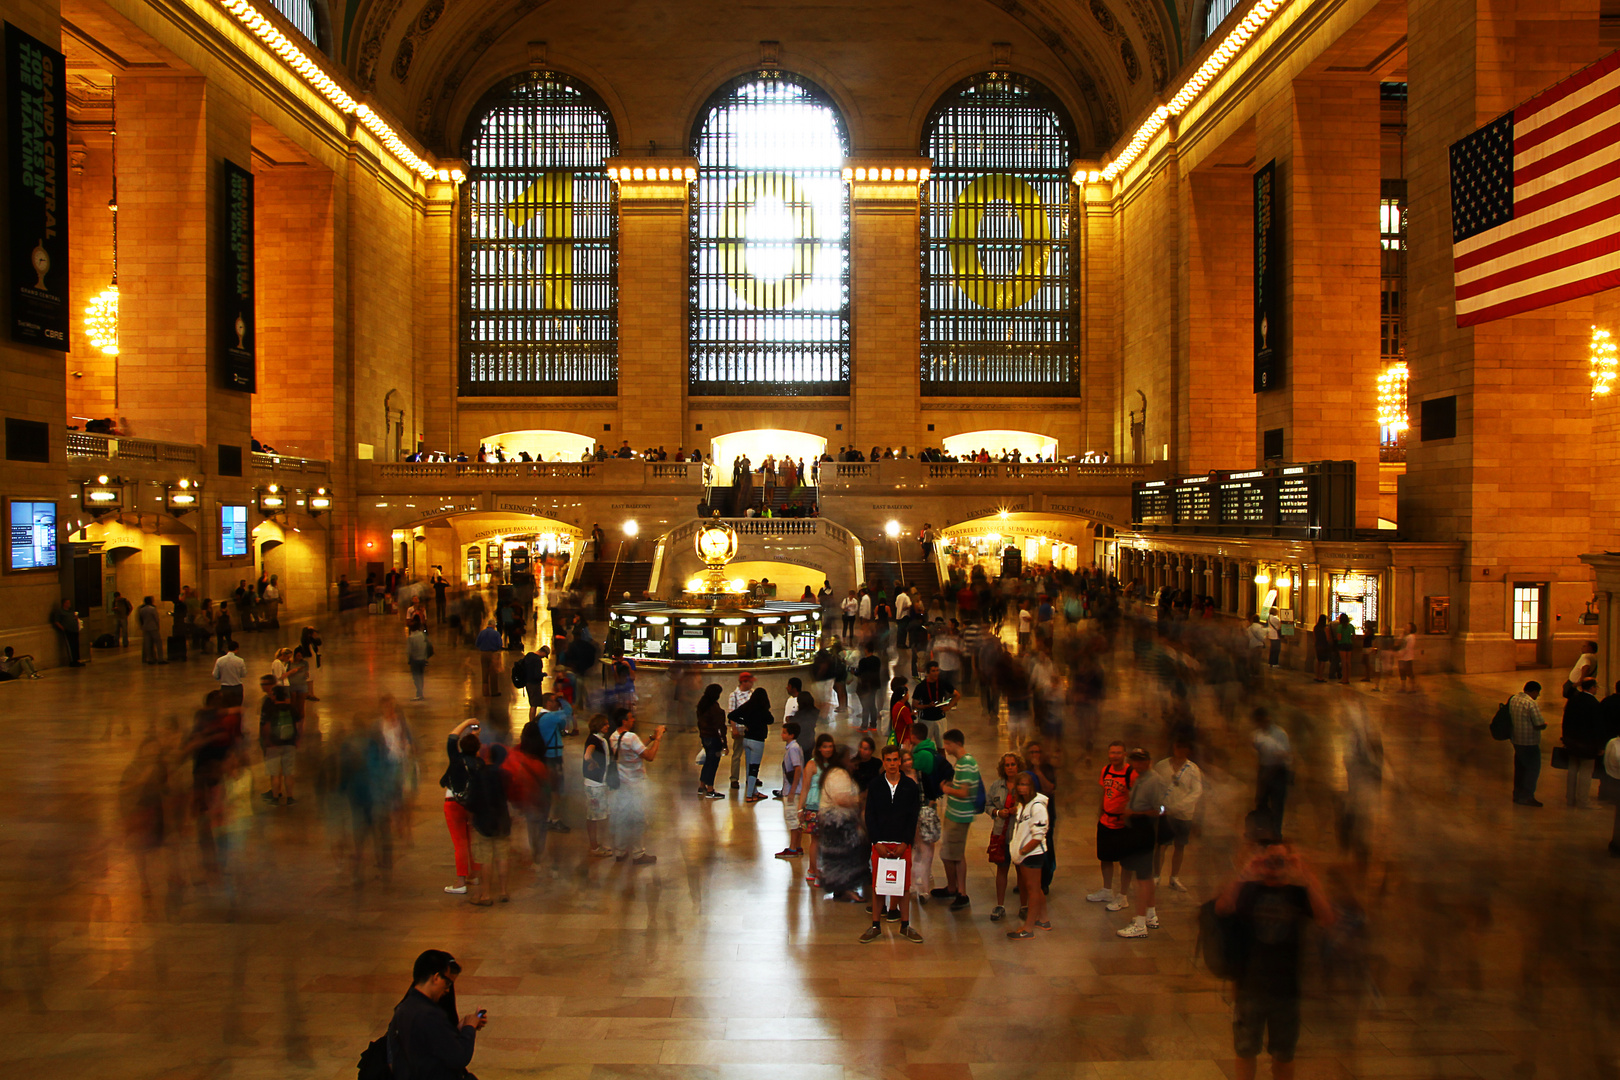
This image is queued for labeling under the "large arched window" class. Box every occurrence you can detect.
[921,74,1078,396]
[269,0,320,47]
[690,74,850,396]
[461,72,618,396]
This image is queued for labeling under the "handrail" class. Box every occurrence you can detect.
[658,516,861,548]
[373,461,598,479]
[924,461,1145,479]
[66,430,202,467]
[252,451,329,475]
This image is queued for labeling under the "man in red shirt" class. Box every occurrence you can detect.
[1087,741,1137,911]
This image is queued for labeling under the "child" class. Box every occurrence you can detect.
[775,722,805,860]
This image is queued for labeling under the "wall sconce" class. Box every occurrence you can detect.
[307,486,332,516]
[258,483,287,515]
[166,476,200,515]
[82,475,124,515]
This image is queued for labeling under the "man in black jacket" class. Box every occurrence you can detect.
[387,950,486,1080]
[862,745,923,943]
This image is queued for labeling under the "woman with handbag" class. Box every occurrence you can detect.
[816,744,867,903]
[801,734,836,886]
[727,687,774,802]
[984,753,1023,922]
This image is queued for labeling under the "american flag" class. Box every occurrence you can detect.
[1450,49,1620,327]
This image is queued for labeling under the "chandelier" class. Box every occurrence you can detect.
[1376,358,1408,434]
[1591,325,1616,398]
[83,80,119,356]
[84,284,118,355]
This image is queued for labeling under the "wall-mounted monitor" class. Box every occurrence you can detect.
[6,500,58,571]
[220,504,249,557]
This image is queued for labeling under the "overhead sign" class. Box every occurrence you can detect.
[6,23,69,351]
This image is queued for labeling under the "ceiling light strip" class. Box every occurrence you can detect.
[216,0,442,182]
[1086,0,1290,185]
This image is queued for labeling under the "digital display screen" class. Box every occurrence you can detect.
[220,505,248,557]
[7,501,57,570]
[676,636,711,657]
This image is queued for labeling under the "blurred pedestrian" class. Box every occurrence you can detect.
[1507,681,1546,808]
[1153,736,1203,891]
[1252,707,1292,838]
[1214,842,1334,1080]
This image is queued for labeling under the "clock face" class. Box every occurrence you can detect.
[697,526,733,563]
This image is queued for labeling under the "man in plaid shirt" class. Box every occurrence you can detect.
[1509,681,1546,807]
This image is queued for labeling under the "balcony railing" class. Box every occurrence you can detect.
[253,451,329,475]
[373,461,597,480]
[66,431,203,469]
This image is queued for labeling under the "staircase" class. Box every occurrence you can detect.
[572,560,655,614]
[862,561,944,607]
[720,485,819,516]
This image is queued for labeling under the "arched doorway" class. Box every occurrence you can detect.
[709,429,828,484]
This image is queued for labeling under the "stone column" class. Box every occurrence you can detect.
[612,160,694,451]
[1180,167,1257,473]
[1253,76,1381,527]
[116,76,252,455]
[848,162,925,450]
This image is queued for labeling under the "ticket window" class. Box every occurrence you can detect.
[1329,573,1379,632]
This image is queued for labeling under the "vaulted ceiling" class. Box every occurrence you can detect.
[333,0,1203,157]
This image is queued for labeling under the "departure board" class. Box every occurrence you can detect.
[1131,461,1356,539]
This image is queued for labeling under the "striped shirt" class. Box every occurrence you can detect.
[945,754,980,823]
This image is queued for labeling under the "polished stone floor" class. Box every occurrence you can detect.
[3,601,1618,1080]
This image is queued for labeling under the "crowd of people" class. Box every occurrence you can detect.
[76,550,1620,1080]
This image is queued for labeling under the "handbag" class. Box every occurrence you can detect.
[605,734,622,789]
[1550,745,1571,770]
[874,856,907,896]
[986,833,1008,862]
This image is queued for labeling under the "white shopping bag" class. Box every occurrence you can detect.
[874,857,906,897]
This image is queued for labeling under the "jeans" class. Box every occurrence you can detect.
[409,660,426,698]
[743,738,765,798]
[856,688,878,728]
[699,736,725,789]
[1255,764,1291,838]
[1566,754,1595,807]
[1512,742,1541,802]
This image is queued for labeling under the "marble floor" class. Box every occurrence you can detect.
[2,602,1617,1080]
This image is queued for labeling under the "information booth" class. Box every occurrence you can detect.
[609,601,823,668]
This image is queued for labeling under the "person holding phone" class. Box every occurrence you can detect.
[388,950,487,1080]
[609,707,664,865]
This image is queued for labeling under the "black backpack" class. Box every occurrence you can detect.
[1489,701,1513,741]
[356,1034,389,1080]
[1196,898,1248,981]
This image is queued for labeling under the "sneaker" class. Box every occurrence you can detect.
[1085,889,1112,902]
[443,884,467,895]
[1116,921,1150,939]
[1146,912,1160,929]
[706,790,726,799]
[950,894,970,911]
[1106,894,1131,912]
[859,924,884,943]
[615,852,628,862]
[1034,921,1052,931]
[899,925,924,944]
[1169,877,1187,892]
[731,781,741,790]
[283,797,297,806]
[589,846,614,858]
[772,789,783,797]
[930,887,955,899]
[884,907,901,923]
[990,905,1006,922]
[1018,906,1028,921]
[261,791,277,804]
[774,849,801,860]
[632,854,657,866]
[548,822,571,834]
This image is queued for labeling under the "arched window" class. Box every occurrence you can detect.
[690,74,850,396]
[461,72,618,395]
[921,74,1078,396]
[268,0,320,48]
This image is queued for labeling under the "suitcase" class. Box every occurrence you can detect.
[167,635,187,662]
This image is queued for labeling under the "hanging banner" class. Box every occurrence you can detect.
[6,23,69,351]
[220,159,255,391]
[1253,159,1281,393]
